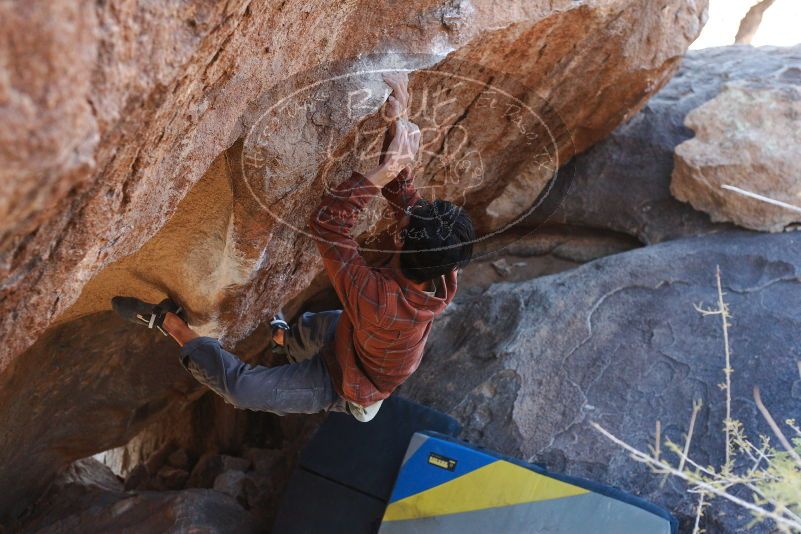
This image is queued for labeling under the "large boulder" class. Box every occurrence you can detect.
[26,490,259,534]
[0,0,707,369]
[401,230,801,532]
[671,48,801,232]
[16,458,260,533]
[0,0,707,520]
[552,45,801,243]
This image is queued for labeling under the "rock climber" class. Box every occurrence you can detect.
[111,73,475,422]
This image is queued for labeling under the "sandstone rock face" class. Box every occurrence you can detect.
[401,230,801,532]
[671,48,801,232]
[0,0,706,520]
[0,0,706,369]
[553,45,801,244]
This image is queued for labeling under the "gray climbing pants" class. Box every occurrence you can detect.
[179,310,347,416]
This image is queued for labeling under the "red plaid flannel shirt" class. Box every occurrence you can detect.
[309,169,457,406]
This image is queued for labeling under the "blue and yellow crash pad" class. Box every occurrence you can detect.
[379,432,677,534]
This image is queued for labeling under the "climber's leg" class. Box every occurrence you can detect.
[178,336,343,415]
[283,310,342,363]
[113,298,346,415]
[282,309,383,422]
[162,312,199,346]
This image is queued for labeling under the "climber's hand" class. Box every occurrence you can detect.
[384,96,403,123]
[386,119,420,172]
[370,119,420,186]
[382,72,409,123]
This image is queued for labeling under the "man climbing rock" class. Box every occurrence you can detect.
[112,73,475,422]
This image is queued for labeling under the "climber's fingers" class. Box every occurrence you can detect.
[384,121,406,172]
[388,120,408,154]
[384,95,402,122]
[384,119,420,173]
[382,72,408,95]
[382,72,409,114]
[400,119,420,146]
[407,121,420,156]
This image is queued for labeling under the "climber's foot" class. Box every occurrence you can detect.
[270,314,290,347]
[111,296,186,336]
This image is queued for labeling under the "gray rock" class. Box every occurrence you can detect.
[221,455,251,473]
[15,459,126,533]
[457,227,641,299]
[490,258,512,278]
[244,447,284,476]
[22,457,127,526]
[59,458,123,494]
[213,470,249,504]
[187,454,250,489]
[123,464,150,492]
[16,458,258,533]
[213,469,276,514]
[167,449,190,470]
[23,489,259,534]
[552,46,799,244]
[156,466,189,491]
[671,48,801,232]
[401,230,801,533]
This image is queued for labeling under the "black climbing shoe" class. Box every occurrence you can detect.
[270,313,290,333]
[269,313,290,356]
[111,297,186,336]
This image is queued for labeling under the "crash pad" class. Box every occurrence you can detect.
[272,396,461,534]
[379,432,678,534]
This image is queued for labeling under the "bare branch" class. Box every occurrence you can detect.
[598,267,800,532]
[753,386,801,469]
[592,423,801,532]
[679,400,703,474]
[713,265,735,471]
[654,420,661,461]
[692,492,707,534]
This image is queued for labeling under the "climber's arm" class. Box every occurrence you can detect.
[307,119,419,322]
[308,167,392,323]
[380,167,421,217]
[376,72,420,214]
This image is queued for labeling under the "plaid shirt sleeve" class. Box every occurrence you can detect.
[381,168,421,216]
[309,172,388,327]
[309,168,447,406]
[378,126,421,215]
